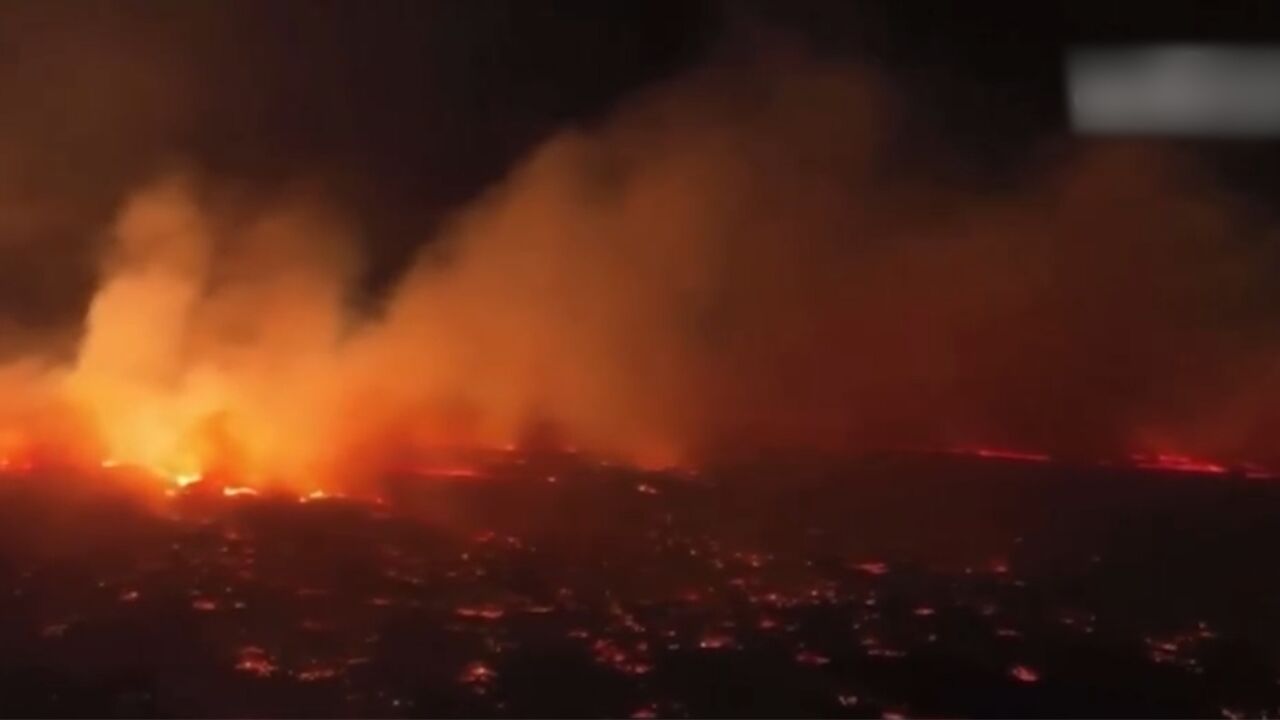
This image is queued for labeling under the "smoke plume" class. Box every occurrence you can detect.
[2,44,1279,490]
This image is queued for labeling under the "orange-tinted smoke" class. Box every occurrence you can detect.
[2,45,1278,490]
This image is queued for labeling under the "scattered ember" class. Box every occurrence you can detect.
[458,661,497,688]
[795,649,831,666]
[853,561,889,576]
[698,633,736,650]
[1,447,1277,717]
[1144,627,1214,671]
[235,646,278,678]
[455,605,506,621]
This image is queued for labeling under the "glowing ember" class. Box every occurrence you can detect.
[458,660,497,687]
[235,646,278,678]
[1009,664,1040,683]
[299,489,343,503]
[1129,453,1229,475]
[794,649,831,666]
[698,633,736,650]
[223,486,259,497]
[952,447,1052,463]
[455,605,506,621]
[853,561,890,576]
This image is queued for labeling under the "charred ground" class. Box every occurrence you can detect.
[0,452,1277,717]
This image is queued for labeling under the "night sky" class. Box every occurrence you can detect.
[0,0,1278,332]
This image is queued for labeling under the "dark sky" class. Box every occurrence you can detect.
[1,0,1278,330]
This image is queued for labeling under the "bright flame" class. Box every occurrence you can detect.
[170,471,203,488]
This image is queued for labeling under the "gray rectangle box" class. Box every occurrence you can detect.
[1067,45,1280,137]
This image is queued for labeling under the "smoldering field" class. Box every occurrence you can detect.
[2,45,1280,494]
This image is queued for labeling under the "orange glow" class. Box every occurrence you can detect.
[171,471,203,488]
[950,447,1053,463]
[222,486,259,497]
[1129,453,1229,475]
[458,661,497,686]
[299,489,340,503]
[409,465,485,479]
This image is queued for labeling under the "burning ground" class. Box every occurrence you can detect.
[2,11,1280,718]
[1,449,1279,717]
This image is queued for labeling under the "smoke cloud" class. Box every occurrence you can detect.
[2,44,1279,490]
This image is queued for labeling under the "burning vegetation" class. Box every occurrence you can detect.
[0,44,1278,496]
[1,3,1280,717]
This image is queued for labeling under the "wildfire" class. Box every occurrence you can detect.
[171,471,204,488]
[948,447,1053,463]
[1129,453,1228,475]
[223,486,259,498]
